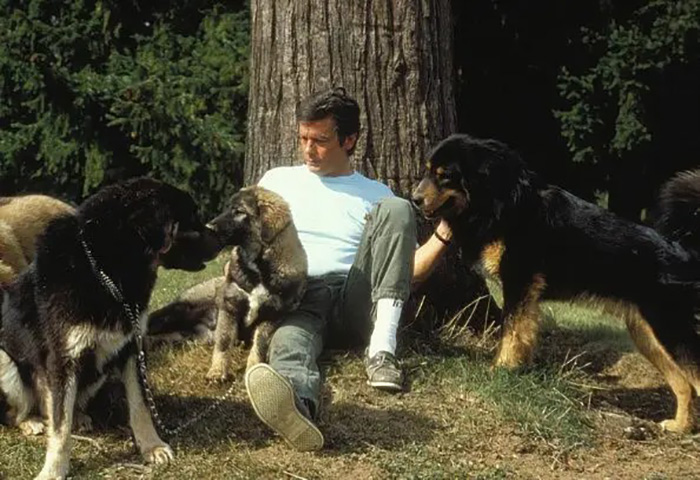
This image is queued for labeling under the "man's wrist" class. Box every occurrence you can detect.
[433,230,451,246]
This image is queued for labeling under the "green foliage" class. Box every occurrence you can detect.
[0,0,248,216]
[556,0,700,165]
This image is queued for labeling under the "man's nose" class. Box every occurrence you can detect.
[302,140,316,154]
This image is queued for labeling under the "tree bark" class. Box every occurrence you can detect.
[244,0,456,197]
[244,1,492,328]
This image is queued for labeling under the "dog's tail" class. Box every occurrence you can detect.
[655,169,700,257]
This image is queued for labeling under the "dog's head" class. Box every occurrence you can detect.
[412,134,531,222]
[207,186,292,249]
[80,178,223,271]
[655,169,700,257]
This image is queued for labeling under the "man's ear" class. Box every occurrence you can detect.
[342,133,358,153]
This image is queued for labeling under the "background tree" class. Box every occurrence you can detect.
[243,0,487,327]
[453,0,700,222]
[0,0,249,216]
[555,0,700,220]
[243,0,456,197]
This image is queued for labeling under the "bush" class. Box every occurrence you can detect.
[0,0,249,217]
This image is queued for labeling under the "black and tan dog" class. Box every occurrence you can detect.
[0,195,75,285]
[0,178,222,480]
[412,133,700,433]
[148,185,307,381]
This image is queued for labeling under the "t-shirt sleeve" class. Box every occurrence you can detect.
[258,169,275,189]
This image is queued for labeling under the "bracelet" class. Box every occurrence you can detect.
[433,230,451,246]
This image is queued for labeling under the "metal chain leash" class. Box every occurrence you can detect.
[81,236,238,439]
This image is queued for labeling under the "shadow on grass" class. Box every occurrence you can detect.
[589,385,679,424]
[322,401,438,453]
[86,383,439,453]
[154,394,269,448]
[87,383,270,448]
[535,323,633,375]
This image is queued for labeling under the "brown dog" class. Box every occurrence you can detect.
[148,186,308,381]
[0,195,75,284]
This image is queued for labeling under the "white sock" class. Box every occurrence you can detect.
[368,298,404,357]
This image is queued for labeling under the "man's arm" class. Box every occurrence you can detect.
[412,220,453,286]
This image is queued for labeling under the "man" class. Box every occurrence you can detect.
[245,87,452,451]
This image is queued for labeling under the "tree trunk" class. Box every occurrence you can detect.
[244,0,494,330]
[244,0,456,197]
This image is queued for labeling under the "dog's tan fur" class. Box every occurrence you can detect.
[147,187,307,381]
[0,195,75,284]
[207,186,307,380]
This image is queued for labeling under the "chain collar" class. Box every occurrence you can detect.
[79,231,237,438]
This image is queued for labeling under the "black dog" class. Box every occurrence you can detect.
[412,133,700,433]
[0,178,222,479]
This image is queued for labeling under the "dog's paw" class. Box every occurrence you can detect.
[660,418,693,433]
[143,443,174,464]
[206,365,232,383]
[492,352,527,370]
[73,411,93,432]
[19,417,46,436]
[33,473,66,480]
[33,462,68,480]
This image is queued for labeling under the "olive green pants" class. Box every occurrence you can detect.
[267,197,417,409]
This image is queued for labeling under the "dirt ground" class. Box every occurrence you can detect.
[2,327,700,479]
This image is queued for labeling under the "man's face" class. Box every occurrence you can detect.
[298,116,357,177]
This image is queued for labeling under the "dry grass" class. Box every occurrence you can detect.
[2,262,700,479]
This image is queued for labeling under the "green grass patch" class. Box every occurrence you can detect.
[412,352,592,450]
[3,265,692,479]
[544,302,632,352]
[150,254,228,309]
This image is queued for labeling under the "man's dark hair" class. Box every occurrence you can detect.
[296,87,360,155]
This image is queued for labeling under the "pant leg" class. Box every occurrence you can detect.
[332,197,417,347]
[267,277,337,406]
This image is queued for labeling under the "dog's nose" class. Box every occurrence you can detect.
[410,197,423,212]
[411,190,424,210]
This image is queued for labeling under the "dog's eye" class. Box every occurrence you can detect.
[435,172,452,186]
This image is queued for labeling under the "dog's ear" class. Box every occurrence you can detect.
[127,201,172,253]
[255,188,291,243]
[459,176,472,205]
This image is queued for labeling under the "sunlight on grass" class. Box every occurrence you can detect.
[2,265,677,479]
[413,353,592,450]
[150,254,228,310]
[543,301,633,352]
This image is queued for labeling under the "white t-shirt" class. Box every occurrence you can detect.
[258,165,394,276]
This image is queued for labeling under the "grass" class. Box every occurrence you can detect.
[2,262,700,479]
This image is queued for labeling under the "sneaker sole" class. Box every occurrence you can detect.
[245,363,324,451]
[367,379,403,392]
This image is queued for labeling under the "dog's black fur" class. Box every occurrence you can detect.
[412,133,700,433]
[0,178,223,479]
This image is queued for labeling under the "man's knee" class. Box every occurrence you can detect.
[268,320,322,360]
[374,197,416,232]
